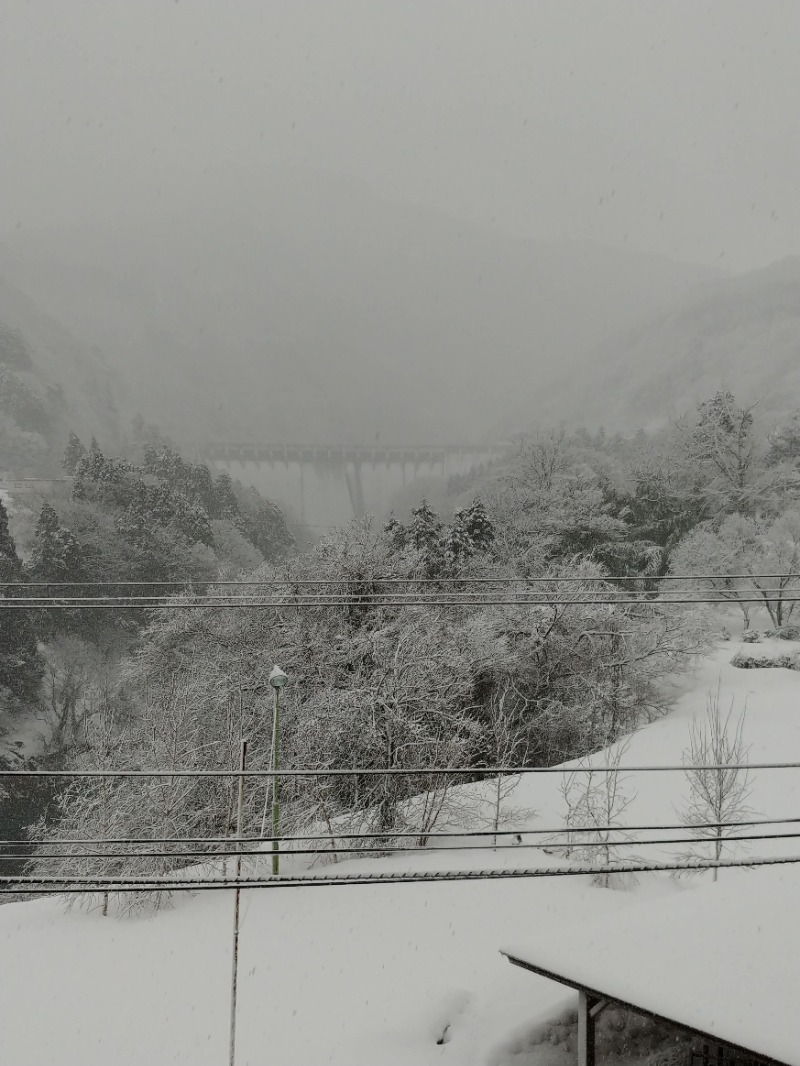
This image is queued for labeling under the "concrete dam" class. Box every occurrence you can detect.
[200,443,506,531]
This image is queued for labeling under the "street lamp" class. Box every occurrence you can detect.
[268,665,288,874]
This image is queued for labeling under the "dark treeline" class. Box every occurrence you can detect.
[0,431,294,714]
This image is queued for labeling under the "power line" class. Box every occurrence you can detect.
[2,573,798,587]
[3,852,799,893]
[4,595,800,609]
[8,814,795,848]
[3,762,799,778]
[4,586,799,602]
[16,830,800,862]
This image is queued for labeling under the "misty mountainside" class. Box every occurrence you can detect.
[0,276,120,473]
[0,175,717,448]
[535,256,800,433]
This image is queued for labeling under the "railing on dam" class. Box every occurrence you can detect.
[196,443,508,466]
[194,443,510,530]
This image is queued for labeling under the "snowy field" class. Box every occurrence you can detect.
[1,637,799,1065]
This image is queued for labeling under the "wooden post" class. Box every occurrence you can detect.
[229,739,247,1066]
[577,991,596,1066]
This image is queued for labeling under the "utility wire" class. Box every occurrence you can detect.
[5,595,800,609]
[3,762,798,778]
[3,852,799,893]
[1,574,798,587]
[15,830,800,862]
[3,587,798,603]
[8,814,795,848]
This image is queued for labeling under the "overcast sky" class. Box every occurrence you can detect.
[2,0,799,271]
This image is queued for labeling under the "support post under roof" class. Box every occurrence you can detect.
[578,990,597,1066]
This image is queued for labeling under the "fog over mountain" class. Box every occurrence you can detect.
[533,255,800,433]
[0,175,718,446]
[2,0,800,448]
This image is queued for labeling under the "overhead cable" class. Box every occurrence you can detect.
[15,829,800,862]
[6,814,795,848]
[2,762,798,778]
[2,852,799,894]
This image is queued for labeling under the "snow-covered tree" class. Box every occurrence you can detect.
[0,497,42,701]
[766,409,800,467]
[675,391,773,518]
[408,499,442,552]
[677,687,754,881]
[62,432,87,475]
[28,503,84,585]
[444,498,495,563]
[559,739,637,888]
[34,518,706,911]
[670,512,800,629]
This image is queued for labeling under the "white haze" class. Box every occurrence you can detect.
[1,0,799,445]
[3,0,799,269]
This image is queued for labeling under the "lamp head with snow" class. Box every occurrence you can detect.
[269,665,288,689]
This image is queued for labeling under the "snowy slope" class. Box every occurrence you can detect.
[1,640,799,1065]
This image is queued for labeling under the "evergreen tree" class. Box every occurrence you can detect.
[73,438,108,496]
[235,492,293,559]
[383,513,407,550]
[28,503,85,585]
[0,497,21,582]
[62,432,87,475]
[0,498,42,701]
[214,471,240,519]
[766,409,800,467]
[184,464,217,516]
[408,500,442,552]
[407,500,445,576]
[461,498,495,552]
[441,518,474,563]
[170,493,214,548]
[443,499,495,564]
[141,445,187,489]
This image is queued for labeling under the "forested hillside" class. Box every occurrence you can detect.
[0,277,120,473]
[0,433,293,759]
[532,256,800,433]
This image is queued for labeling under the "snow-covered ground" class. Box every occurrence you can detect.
[1,638,799,1065]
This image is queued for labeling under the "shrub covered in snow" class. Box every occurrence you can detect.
[741,629,762,643]
[731,651,800,670]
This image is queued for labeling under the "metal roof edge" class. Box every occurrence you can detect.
[500,951,790,1066]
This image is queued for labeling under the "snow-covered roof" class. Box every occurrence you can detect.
[501,866,800,1065]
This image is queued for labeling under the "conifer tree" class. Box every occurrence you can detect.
[766,409,800,467]
[461,498,495,552]
[409,499,441,551]
[0,498,42,701]
[28,502,85,585]
[62,432,87,475]
[442,499,495,564]
[383,513,407,550]
[0,497,21,582]
[214,471,240,519]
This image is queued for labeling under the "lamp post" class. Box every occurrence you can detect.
[268,665,288,875]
